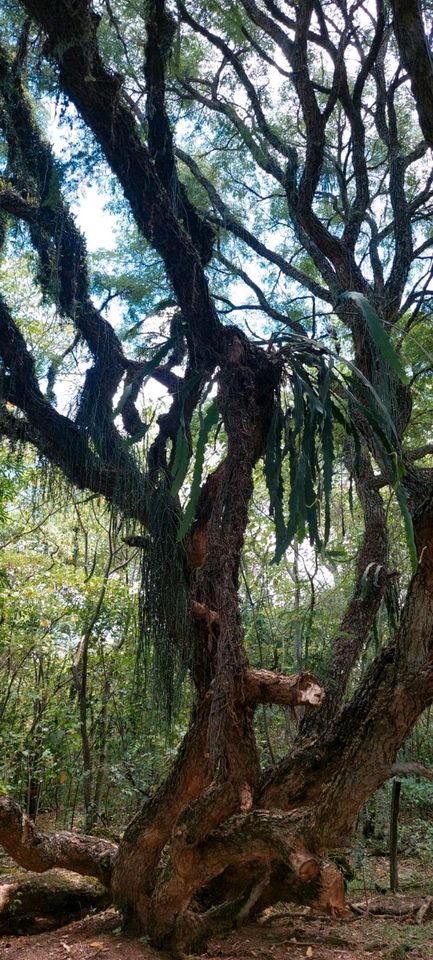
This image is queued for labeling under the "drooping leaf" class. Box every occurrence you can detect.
[112,382,133,420]
[339,377,403,484]
[264,404,286,559]
[321,391,334,544]
[170,372,205,497]
[121,420,151,447]
[302,405,321,549]
[112,338,175,420]
[170,425,190,498]
[328,348,401,447]
[177,398,220,540]
[341,292,408,384]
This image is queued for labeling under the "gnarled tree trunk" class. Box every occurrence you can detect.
[1,0,433,954]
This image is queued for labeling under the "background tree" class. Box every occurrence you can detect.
[0,0,433,953]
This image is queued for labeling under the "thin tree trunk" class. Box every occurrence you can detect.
[390,780,401,893]
[72,545,116,833]
[93,678,110,825]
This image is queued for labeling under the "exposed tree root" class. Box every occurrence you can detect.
[0,870,110,933]
[149,809,324,949]
[350,896,429,918]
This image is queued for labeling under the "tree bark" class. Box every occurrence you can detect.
[0,872,109,934]
[0,797,116,887]
[2,0,433,953]
[391,0,433,146]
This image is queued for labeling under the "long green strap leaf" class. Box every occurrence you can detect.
[177,398,220,540]
[170,372,205,497]
[112,338,175,420]
[264,405,286,559]
[341,292,408,384]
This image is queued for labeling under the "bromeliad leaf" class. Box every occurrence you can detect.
[112,382,133,420]
[264,405,286,560]
[171,425,190,498]
[177,398,220,540]
[321,391,334,544]
[341,293,408,384]
[112,338,176,420]
[170,371,205,497]
[121,420,151,447]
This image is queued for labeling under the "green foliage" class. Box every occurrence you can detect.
[112,338,175,421]
[0,443,192,824]
[0,0,433,856]
[177,396,219,539]
[170,372,204,497]
[399,818,433,863]
[341,292,408,385]
[261,317,418,569]
[170,425,191,499]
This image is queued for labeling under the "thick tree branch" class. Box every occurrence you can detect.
[149,807,319,948]
[0,872,109,933]
[20,0,224,357]
[144,0,212,253]
[0,796,116,886]
[0,47,142,439]
[383,73,414,315]
[0,294,150,523]
[298,445,388,738]
[245,669,324,707]
[390,761,433,781]
[391,0,433,146]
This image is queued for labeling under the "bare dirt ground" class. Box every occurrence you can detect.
[1,900,433,960]
[1,855,433,960]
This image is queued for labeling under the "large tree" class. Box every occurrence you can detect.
[1,0,433,953]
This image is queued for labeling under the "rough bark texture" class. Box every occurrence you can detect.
[1,0,433,953]
[391,0,433,146]
[0,798,116,887]
[0,872,110,934]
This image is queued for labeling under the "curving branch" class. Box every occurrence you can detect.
[383,72,414,315]
[0,796,116,886]
[0,45,138,439]
[301,445,389,735]
[176,147,331,303]
[177,0,292,166]
[175,73,286,184]
[149,807,320,947]
[144,0,212,251]
[216,252,308,334]
[19,0,223,358]
[0,254,152,527]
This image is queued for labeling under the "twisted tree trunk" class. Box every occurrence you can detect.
[1,0,433,954]
[2,518,432,954]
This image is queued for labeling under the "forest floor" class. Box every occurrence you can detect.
[1,895,433,960]
[1,855,433,960]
